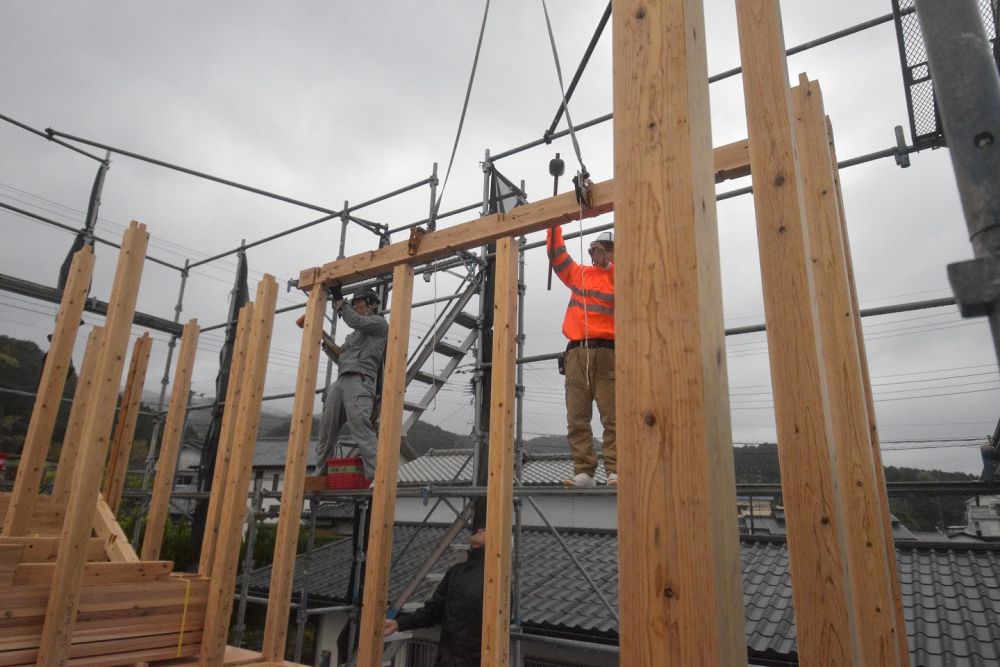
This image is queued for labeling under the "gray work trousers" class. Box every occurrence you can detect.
[318,372,378,478]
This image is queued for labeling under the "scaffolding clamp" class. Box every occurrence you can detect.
[948,256,1000,317]
[572,170,593,209]
[408,226,427,256]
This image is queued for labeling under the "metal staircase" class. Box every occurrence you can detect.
[401,264,482,435]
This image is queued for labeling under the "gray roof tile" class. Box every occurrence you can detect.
[248,527,1000,666]
[397,449,610,485]
[253,437,319,469]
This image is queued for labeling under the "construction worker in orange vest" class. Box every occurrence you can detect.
[546,225,616,488]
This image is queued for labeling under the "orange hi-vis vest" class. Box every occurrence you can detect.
[546,225,615,341]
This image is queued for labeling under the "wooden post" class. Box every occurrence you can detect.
[198,303,254,577]
[262,285,327,659]
[52,326,104,505]
[736,1,857,662]
[793,75,903,665]
[200,277,278,666]
[101,333,154,513]
[356,264,414,667]
[613,0,746,665]
[141,319,200,561]
[831,133,911,667]
[37,221,148,665]
[480,237,519,667]
[3,245,95,536]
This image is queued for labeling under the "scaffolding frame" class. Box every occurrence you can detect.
[2,2,999,665]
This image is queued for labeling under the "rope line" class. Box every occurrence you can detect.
[540,0,588,175]
[434,0,492,220]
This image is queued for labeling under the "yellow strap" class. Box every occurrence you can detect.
[177,577,192,657]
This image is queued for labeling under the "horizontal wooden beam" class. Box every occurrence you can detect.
[298,140,750,289]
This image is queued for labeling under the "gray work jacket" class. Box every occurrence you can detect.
[336,302,388,379]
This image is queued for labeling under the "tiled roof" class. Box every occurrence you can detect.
[248,526,1000,666]
[252,437,319,469]
[740,513,918,541]
[397,449,611,485]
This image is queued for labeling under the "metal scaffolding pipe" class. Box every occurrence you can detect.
[0,200,185,272]
[0,112,107,163]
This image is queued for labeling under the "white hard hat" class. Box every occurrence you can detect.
[590,231,614,249]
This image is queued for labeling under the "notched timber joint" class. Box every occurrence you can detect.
[572,170,594,209]
[407,226,427,256]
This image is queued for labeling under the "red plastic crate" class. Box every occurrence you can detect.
[327,456,367,490]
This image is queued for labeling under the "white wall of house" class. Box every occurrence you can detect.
[966,494,1000,537]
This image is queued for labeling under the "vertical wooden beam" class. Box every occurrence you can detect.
[141,319,200,561]
[736,1,857,662]
[198,303,254,577]
[3,245,95,536]
[356,264,414,667]
[613,1,746,665]
[37,221,148,665]
[793,75,903,665]
[200,277,278,666]
[831,134,911,667]
[262,286,327,659]
[101,333,153,513]
[480,237,519,667]
[52,326,105,505]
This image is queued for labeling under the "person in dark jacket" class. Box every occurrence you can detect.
[383,528,486,667]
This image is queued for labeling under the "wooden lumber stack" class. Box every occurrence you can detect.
[0,541,209,666]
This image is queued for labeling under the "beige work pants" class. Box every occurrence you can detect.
[564,346,616,476]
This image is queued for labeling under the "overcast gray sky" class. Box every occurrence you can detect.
[2,1,996,473]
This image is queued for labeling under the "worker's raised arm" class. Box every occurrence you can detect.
[546,225,583,288]
[394,568,452,631]
[338,300,389,335]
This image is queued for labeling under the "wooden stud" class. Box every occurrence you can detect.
[198,303,254,577]
[200,276,278,666]
[37,221,148,665]
[297,139,753,290]
[101,333,153,513]
[793,75,902,665]
[479,237,519,667]
[141,319,200,561]
[736,1,857,662]
[613,1,746,665]
[52,326,105,506]
[355,264,414,667]
[261,286,327,659]
[830,132,911,667]
[4,245,95,536]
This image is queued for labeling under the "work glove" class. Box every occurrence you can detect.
[330,283,344,302]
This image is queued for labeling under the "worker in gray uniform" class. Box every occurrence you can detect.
[317,284,388,481]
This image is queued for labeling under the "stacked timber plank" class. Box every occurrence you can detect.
[0,519,209,665]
